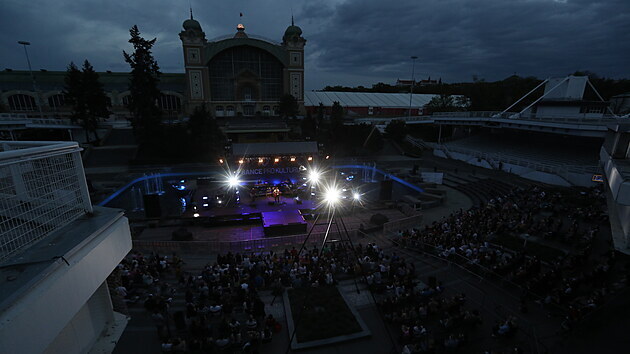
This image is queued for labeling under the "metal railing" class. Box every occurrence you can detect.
[132,229,359,254]
[0,116,80,127]
[431,111,624,123]
[0,141,93,263]
[382,214,424,234]
[433,143,598,176]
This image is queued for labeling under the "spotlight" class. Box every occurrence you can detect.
[238,159,244,164]
[325,155,330,160]
[219,158,224,164]
[193,212,200,218]
[307,156,313,161]
[308,169,321,184]
[290,157,296,162]
[353,192,361,201]
[274,157,280,163]
[226,174,240,188]
[202,196,208,200]
[259,157,264,163]
[323,187,341,206]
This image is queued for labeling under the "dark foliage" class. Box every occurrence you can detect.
[278,94,299,119]
[63,60,110,143]
[384,119,407,142]
[123,25,162,141]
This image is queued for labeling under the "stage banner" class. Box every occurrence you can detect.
[421,172,444,184]
[241,166,301,175]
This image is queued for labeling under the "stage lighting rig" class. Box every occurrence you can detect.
[323,186,342,207]
[226,173,240,188]
[307,169,321,184]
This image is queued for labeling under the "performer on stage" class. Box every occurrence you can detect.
[273,187,281,204]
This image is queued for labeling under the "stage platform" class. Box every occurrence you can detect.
[262,209,307,237]
[188,188,316,218]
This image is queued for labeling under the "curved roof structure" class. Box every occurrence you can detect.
[304,91,441,108]
[205,38,288,66]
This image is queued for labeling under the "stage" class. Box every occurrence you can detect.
[262,209,307,237]
[183,186,315,237]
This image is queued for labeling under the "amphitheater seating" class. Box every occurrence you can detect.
[444,134,600,172]
[443,174,522,206]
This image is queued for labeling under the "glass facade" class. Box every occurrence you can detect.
[8,94,37,111]
[208,46,284,101]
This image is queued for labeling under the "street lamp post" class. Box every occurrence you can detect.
[408,56,418,119]
[18,41,45,118]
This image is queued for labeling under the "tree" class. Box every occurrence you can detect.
[363,125,384,152]
[123,25,162,141]
[278,94,298,119]
[64,62,86,122]
[330,101,344,126]
[187,105,223,156]
[425,94,465,113]
[301,111,317,139]
[384,119,407,142]
[64,61,111,144]
[81,60,110,142]
[316,103,325,122]
[64,62,91,142]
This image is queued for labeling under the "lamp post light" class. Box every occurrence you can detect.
[17,41,45,118]
[408,56,418,119]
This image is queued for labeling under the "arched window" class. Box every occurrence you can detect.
[243,105,255,116]
[273,105,279,116]
[208,46,284,101]
[215,105,224,117]
[226,105,235,117]
[262,105,271,116]
[47,94,65,108]
[8,94,37,111]
[158,94,182,112]
[121,95,132,106]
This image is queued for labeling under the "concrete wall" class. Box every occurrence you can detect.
[0,215,132,354]
[44,283,113,354]
[536,105,580,117]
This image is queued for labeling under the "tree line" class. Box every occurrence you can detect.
[62,25,223,161]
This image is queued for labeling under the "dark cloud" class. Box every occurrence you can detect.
[1,0,628,90]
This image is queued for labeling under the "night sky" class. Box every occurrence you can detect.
[1,0,628,90]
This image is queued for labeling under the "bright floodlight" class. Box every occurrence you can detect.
[227,174,240,188]
[353,192,361,201]
[308,169,321,184]
[324,187,341,207]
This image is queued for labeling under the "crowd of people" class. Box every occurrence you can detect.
[395,186,623,329]
[112,237,496,353]
[109,184,626,353]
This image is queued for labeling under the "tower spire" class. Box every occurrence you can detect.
[291,6,294,26]
[189,0,193,19]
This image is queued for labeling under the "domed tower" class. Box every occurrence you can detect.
[282,17,306,111]
[179,10,208,112]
